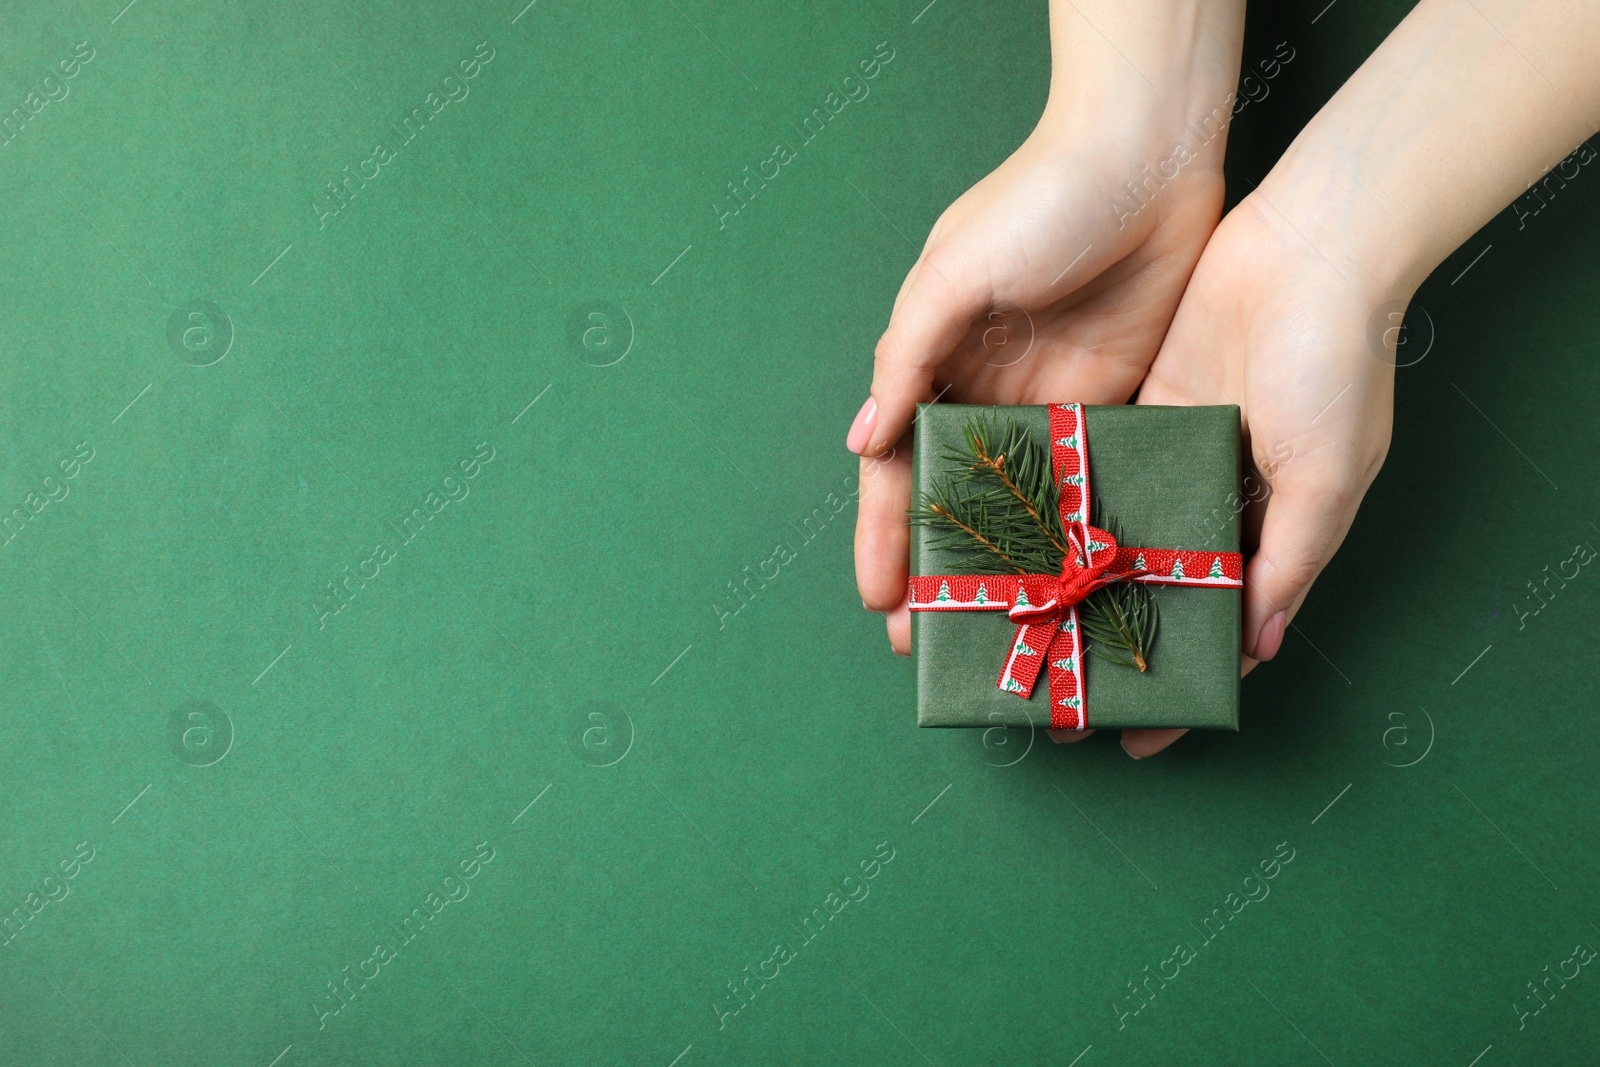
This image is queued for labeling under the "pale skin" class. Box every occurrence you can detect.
[851,0,1600,756]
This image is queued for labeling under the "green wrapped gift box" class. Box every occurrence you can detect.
[911,403,1242,731]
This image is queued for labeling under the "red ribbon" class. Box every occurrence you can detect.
[908,404,1243,729]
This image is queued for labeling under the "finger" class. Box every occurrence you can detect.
[1240,474,1361,662]
[1241,651,1261,678]
[855,439,913,611]
[1239,469,1269,685]
[851,253,987,457]
[1048,729,1095,744]
[1121,728,1187,759]
[886,597,910,657]
[1136,363,1239,421]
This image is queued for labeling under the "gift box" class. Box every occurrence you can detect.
[911,403,1242,731]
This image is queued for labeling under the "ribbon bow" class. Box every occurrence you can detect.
[908,404,1243,729]
[1005,522,1127,627]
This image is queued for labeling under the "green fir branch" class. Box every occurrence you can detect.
[1080,510,1159,672]
[909,411,1067,574]
[1080,580,1159,671]
[911,411,1158,671]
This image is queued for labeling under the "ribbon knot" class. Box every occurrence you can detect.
[1006,524,1121,626]
[907,404,1244,729]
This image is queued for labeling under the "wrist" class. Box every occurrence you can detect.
[1252,143,1432,306]
[1039,0,1247,158]
[1251,0,1600,304]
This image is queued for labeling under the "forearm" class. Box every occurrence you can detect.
[1039,0,1248,154]
[1259,0,1600,296]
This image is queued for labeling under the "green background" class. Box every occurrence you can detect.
[1,1,1596,1064]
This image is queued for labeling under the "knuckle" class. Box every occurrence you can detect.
[1268,552,1324,598]
[1366,424,1393,477]
[873,328,908,367]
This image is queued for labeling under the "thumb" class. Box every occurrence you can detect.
[1242,471,1363,664]
[849,252,986,457]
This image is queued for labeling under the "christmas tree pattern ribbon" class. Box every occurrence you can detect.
[908,404,1243,730]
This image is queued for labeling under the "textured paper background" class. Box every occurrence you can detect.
[913,404,1241,730]
[2,1,1598,1064]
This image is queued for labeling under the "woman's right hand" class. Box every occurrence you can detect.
[849,0,1248,692]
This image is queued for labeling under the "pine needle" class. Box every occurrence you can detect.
[1079,510,1159,672]
[911,411,1158,670]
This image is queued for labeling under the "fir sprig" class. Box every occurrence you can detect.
[1077,513,1159,671]
[910,412,1158,671]
[909,411,1067,574]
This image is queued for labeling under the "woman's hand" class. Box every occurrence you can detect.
[1126,190,1400,757]
[849,2,1249,732]
[1118,0,1600,758]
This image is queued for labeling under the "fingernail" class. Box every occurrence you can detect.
[1120,737,1142,760]
[846,396,877,454]
[1254,611,1288,662]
